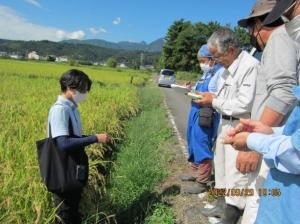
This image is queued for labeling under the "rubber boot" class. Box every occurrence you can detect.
[217,204,242,224]
[180,175,196,181]
[200,196,225,218]
[182,182,207,194]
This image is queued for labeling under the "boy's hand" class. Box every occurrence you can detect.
[96,133,111,143]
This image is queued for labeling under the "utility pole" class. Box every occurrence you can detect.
[140,52,144,68]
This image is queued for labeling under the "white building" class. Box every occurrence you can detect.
[118,63,127,68]
[56,56,69,62]
[28,51,40,60]
[0,52,7,57]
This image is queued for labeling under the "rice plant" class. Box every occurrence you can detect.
[0,59,147,223]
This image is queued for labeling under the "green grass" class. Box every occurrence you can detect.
[176,71,200,82]
[91,85,175,223]
[145,203,175,224]
[108,87,172,208]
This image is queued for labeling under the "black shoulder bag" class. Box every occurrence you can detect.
[198,106,215,128]
[36,119,89,193]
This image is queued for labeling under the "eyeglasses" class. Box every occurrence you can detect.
[211,52,228,61]
[198,57,214,63]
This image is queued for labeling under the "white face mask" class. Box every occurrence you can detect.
[285,15,300,43]
[73,90,87,104]
[200,63,211,73]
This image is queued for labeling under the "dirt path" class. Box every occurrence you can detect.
[157,85,218,224]
[155,134,217,224]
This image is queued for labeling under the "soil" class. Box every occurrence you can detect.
[155,137,216,224]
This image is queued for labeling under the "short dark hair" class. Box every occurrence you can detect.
[59,69,92,93]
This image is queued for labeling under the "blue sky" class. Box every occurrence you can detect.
[0,0,256,43]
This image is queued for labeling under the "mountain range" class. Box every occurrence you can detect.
[0,38,160,67]
[61,38,164,52]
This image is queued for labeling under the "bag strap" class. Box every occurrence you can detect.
[48,123,52,138]
[68,117,74,136]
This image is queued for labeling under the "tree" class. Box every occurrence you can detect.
[132,59,140,70]
[163,19,188,69]
[46,55,56,62]
[161,20,222,72]
[155,53,165,71]
[106,57,117,68]
[234,26,251,46]
[160,20,251,73]
[174,22,197,71]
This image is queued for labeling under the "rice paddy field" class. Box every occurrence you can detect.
[0,59,149,223]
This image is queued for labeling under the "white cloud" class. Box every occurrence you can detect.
[24,0,42,8]
[113,17,121,25]
[89,27,107,35]
[0,5,85,41]
[56,30,85,40]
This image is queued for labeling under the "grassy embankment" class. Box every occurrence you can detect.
[87,85,177,223]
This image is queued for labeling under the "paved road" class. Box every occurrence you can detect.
[160,86,191,140]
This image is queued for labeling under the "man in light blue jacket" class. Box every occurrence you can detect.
[224,93,300,223]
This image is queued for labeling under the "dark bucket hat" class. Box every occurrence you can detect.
[238,0,277,27]
[263,0,296,25]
